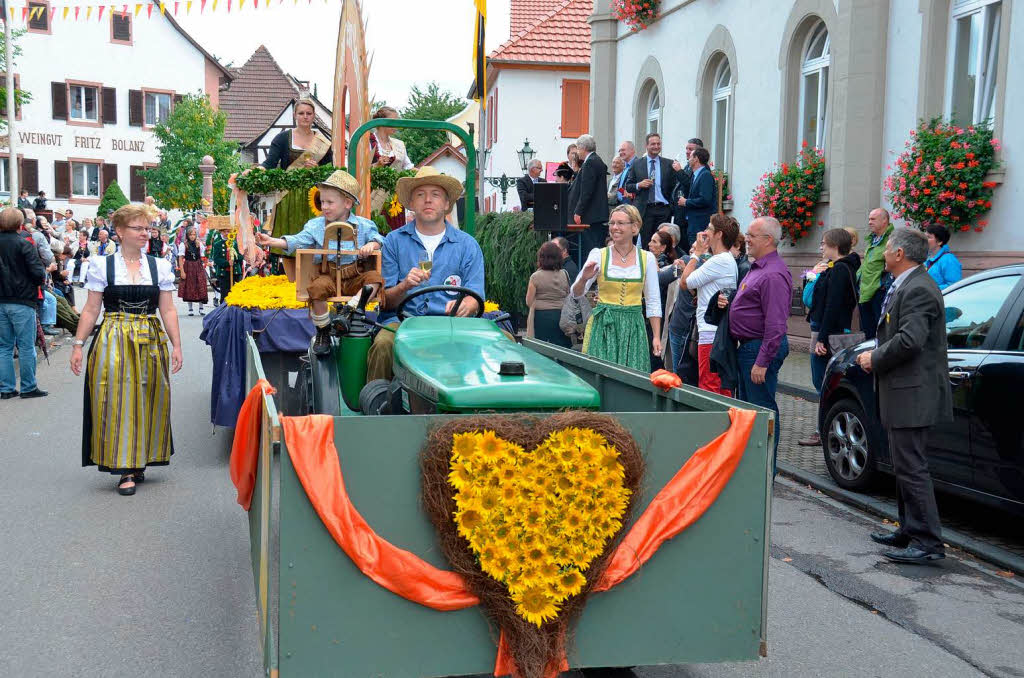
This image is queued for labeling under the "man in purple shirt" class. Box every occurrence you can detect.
[728,216,792,471]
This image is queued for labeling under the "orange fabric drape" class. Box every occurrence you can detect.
[280,415,480,611]
[595,407,756,591]
[229,379,276,511]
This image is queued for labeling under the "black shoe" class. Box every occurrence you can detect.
[117,474,136,496]
[1,391,18,400]
[134,471,145,484]
[312,328,332,356]
[42,326,60,336]
[883,546,944,565]
[19,388,48,399]
[870,531,910,548]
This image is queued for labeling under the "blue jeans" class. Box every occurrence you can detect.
[0,303,38,393]
[41,290,57,327]
[736,336,789,475]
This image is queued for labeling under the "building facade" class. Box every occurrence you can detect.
[4,2,230,216]
[589,0,1021,278]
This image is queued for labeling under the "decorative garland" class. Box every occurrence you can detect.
[612,0,659,31]
[234,164,417,197]
[749,143,825,245]
[225,274,306,310]
[884,118,1000,234]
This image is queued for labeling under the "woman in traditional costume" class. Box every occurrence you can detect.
[262,97,333,277]
[571,204,662,372]
[369,106,416,230]
[69,204,182,496]
[177,226,208,315]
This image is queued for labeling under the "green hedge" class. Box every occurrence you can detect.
[474,211,544,316]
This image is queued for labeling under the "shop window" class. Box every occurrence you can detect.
[947,0,1001,126]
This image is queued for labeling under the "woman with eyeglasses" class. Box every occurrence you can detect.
[69,204,183,497]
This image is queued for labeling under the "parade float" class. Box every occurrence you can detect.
[215,2,775,676]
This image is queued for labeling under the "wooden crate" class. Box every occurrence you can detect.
[294,249,382,303]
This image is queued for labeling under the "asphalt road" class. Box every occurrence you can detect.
[1,301,1022,677]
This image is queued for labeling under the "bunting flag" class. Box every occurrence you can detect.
[74,5,79,18]
[134,3,142,16]
[187,0,192,14]
[21,6,26,19]
[472,0,487,109]
[85,6,91,18]
[98,5,105,19]
[62,6,69,19]
[201,0,207,12]
[147,3,152,17]
[7,0,338,22]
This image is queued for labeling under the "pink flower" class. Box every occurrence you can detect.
[991,139,1002,150]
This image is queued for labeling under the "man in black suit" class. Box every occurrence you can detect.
[679,147,717,250]
[516,158,545,210]
[554,236,579,282]
[857,228,952,565]
[671,137,703,250]
[624,132,677,247]
[568,134,610,255]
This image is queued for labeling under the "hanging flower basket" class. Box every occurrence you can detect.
[612,0,659,31]
[884,118,1000,234]
[749,143,826,245]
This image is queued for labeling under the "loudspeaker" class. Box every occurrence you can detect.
[533,182,569,231]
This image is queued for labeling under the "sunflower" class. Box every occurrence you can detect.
[556,569,587,597]
[478,431,505,462]
[448,459,475,490]
[478,488,501,512]
[307,186,322,216]
[538,560,561,583]
[456,508,484,535]
[513,586,560,627]
[452,433,478,459]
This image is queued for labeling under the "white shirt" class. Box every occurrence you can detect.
[686,251,739,342]
[571,246,662,318]
[416,229,445,259]
[84,252,176,293]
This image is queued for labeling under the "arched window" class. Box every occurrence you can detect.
[798,21,830,151]
[646,85,661,136]
[711,60,732,172]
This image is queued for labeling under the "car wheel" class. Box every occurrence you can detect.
[822,398,879,491]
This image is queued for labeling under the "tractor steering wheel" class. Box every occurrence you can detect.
[396,285,485,321]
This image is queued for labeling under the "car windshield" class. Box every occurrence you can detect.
[943,274,1020,349]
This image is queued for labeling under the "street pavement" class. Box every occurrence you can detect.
[2,304,1023,678]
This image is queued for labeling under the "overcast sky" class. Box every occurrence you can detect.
[177,0,512,111]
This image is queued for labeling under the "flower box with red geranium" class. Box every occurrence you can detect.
[749,143,826,245]
[613,0,659,31]
[884,118,1001,234]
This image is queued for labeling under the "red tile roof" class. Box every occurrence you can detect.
[490,0,592,66]
[510,0,559,35]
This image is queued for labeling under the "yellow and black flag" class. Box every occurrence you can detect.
[472,0,486,108]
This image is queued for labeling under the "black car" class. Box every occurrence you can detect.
[818,264,1024,513]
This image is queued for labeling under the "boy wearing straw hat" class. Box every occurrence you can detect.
[258,169,384,355]
[366,166,485,382]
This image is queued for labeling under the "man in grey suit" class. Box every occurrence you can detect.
[856,228,951,565]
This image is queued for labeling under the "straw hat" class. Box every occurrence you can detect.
[396,166,463,214]
[317,169,361,206]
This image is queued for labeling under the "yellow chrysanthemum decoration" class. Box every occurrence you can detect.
[308,186,322,216]
[448,427,631,626]
[225,275,306,310]
[386,194,404,218]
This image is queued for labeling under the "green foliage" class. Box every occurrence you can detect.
[371,165,417,196]
[0,29,32,134]
[233,164,416,196]
[474,211,544,316]
[396,82,468,165]
[97,180,129,215]
[884,118,1000,234]
[141,94,242,213]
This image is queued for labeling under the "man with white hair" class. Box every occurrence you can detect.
[516,158,545,211]
[726,216,793,471]
[568,134,610,254]
[613,140,636,205]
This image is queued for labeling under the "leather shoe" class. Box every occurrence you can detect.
[19,388,48,399]
[1,391,18,399]
[870,531,909,547]
[883,546,944,565]
[42,326,60,336]
[312,328,332,356]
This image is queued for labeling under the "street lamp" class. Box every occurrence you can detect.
[484,173,516,207]
[517,138,536,172]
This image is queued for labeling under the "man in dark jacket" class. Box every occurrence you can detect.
[670,137,703,248]
[679,148,717,251]
[516,159,545,210]
[0,208,48,398]
[568,134,610,255]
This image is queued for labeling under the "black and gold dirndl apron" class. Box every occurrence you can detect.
[82,255,174,473]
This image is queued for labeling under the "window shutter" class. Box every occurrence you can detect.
[560,80,590,138]
[55,161,71,199]
[102,163,118,194]
[51,81,68,120]
[112,12,131,42]
[129,165,146,202]
[20,158,39,194]
[128,90,143,126]
[174,93,183,107]
[493,88,498,143]
[28,2,48,31]
[101,87,117,124]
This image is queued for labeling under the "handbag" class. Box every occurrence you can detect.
[559,270,591,345]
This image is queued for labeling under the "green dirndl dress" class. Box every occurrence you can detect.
[581,247,652,373]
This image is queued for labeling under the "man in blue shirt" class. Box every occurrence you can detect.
[258,170,384,354]
[366,166,486,382]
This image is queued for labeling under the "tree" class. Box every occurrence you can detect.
[142,94,242,213]
[0,28,32,134]
[396,82,468,164]
[97,180,129,215]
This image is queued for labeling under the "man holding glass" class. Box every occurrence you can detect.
[366,166,485,382]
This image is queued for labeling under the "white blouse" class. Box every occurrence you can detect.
[84,253,176,293]
[571,247,662,318]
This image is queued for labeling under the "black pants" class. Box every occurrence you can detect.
[580,222,608,258]
[858,287,885,340]
[641,203,672,248]
[888,426,944,554]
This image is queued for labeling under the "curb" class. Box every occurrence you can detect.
[778,461,1024,577]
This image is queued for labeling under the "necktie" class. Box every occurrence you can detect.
[649,158,657,197]
[878,283,895,326]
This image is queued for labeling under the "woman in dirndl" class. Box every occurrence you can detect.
[570,205,662,372]
[70,204,182,496]
[177,226,208,315]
